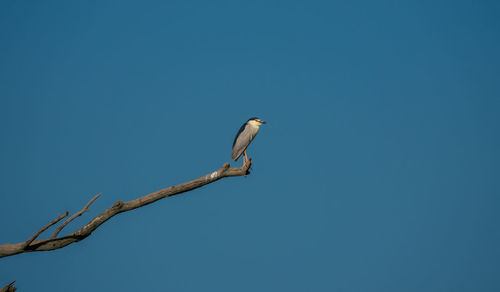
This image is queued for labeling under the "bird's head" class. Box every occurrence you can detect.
[247,117,267,127]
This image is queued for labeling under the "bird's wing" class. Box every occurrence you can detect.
[232,123,247,149]
[231,124,254,161]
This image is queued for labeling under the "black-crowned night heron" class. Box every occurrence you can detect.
[232,117,267,166]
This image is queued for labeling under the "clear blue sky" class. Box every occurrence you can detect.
[1,0,499,291]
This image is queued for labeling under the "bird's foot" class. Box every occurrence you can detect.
[244,158,252,176]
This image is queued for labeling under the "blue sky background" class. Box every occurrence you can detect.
[1,0,499,291]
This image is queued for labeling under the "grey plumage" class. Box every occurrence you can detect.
[232,124,258,161]
[231,117,266,162]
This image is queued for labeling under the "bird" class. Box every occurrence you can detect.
[232,117,267,166]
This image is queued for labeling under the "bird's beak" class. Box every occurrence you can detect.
[261,120,267,125]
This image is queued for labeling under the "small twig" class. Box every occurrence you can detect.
[51,193,101,239]
[0,280,16,292]
[24,212,69,248]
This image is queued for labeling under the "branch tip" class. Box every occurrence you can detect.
[0,281,16,292]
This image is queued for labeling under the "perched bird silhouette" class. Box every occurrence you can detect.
[232,117,267,166]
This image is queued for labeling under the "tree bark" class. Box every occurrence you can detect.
[0,161,251,258]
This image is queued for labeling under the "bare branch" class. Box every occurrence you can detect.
[0,281,16,292]
[0,160,252,258]
[51,194,101,239]
[23,211,69,248]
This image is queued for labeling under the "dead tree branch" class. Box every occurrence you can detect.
[0,281,16,292]
[0,160,252,259]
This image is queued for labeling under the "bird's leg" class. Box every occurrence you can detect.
[243,150,248,166]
